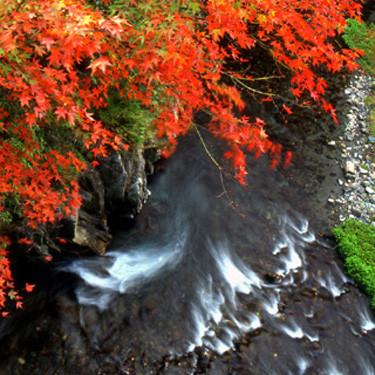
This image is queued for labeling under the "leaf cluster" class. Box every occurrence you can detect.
[0,236,23,314]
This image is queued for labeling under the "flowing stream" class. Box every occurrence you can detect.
[1,129,375,374]
[66,135,375,374]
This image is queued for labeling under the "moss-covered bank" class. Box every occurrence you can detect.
[333,219,375,307]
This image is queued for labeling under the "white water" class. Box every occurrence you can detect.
[68,211,321,355]
[360,308,375,332]
[69,232,187,311]
[66,191,375,374]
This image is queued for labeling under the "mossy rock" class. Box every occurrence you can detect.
[333,219,375,308]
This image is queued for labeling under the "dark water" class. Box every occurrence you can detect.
[0,131,375,375]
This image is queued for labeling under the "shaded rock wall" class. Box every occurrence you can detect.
[72,148,151,255]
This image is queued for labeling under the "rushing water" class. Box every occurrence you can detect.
[68,135,375,373]
[1,133,375,375]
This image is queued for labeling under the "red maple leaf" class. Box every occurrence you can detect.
[25,283,35,292]
[88,57,112,74]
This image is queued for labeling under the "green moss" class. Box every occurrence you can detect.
[343,19,375,76]
[99,90,160,149]
[333,219,375,308]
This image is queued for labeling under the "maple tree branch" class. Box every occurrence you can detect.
[192,122,221,170]
[252,37,293,72]
[223,72,278,97]
[246,76,280,81]
[192,123,245,217]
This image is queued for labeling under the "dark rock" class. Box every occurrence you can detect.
[73,210,112,255]
[363,0,375,23]
[301,288,316,298]
[352,207,362,218]
[125,149,150,212]
[99,152,129,207]
[316,287,332,300]
[73,166,111,255]
[68,147,153,254]
[264,272,282,284]
[143,297,158,312]
[99,148,150,222]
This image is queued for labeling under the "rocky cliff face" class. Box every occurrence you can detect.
[72,148,151,255]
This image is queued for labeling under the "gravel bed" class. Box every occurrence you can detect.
[329,72,375,225]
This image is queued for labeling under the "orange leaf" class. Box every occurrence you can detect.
[18,238,33,245]
[88,57,112,75]
[260,97,272,103]
[25,283,35,292]
[282,105,293,114]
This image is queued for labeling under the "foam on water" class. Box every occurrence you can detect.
[278,317,318,342]
[273,214,315,279]
[211,240,261,295]
[209,217,313,344]
[280,320,304,339]
[304,330,319,342]
[69,231,267,353]
[359,355,375,375]
[262,292,280,315]
[323,354,347,375]
[280,243,303,274]
[316,270,344,298]
[296,357,310,375]
[187,240,263,352]
[358,306,375,332]
[304,306,314,318]
[272,238,288,256]
[69,232,187,310]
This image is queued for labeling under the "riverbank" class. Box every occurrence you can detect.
[328,71,375,226]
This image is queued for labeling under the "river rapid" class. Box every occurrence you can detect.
[0,128,374,375]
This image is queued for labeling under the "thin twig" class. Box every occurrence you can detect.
[193,122,221,169]
[193,123,245,217]
[222,71,279,97]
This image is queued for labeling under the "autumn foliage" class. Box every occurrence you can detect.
[0,0,363,310]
